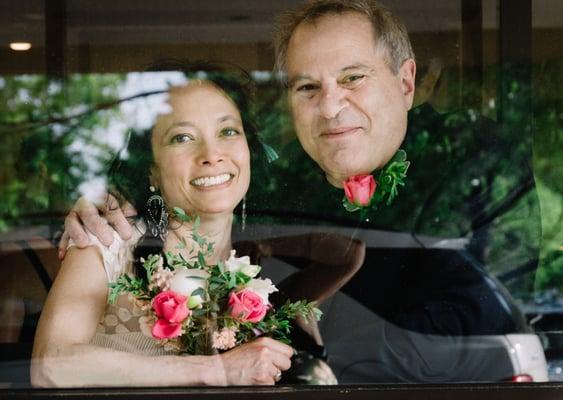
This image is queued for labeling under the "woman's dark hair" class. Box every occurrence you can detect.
[107,59,259,277]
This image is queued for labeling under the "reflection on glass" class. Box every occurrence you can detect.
[0,0,561,391]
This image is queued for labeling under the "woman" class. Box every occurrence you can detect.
[32,65,363,387]
[31,70,299,386]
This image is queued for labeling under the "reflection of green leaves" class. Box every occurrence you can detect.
[0,74,123,231]
[260,140,279,163]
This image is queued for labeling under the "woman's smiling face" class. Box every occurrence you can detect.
[150,82,250,217]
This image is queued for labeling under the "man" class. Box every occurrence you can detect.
[274,0,416,188]
[58,0,539,382]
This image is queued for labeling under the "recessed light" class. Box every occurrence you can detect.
[10,42,32,51]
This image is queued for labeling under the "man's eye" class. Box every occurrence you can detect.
[296,83,319,92]
[171,134,193,144]
[220,128,241,137]
[341,74,365,86]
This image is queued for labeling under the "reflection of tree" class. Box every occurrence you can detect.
[405,101,540,299]
[0,74,124,231]
[532,61,563,292]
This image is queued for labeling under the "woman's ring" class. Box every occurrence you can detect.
[274,370,282,382]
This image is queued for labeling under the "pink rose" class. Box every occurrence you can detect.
[152,319,182,339]
[343,174,376,206]
[152,290,190,323]
[228,290,268,323]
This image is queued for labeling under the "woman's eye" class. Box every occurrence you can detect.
[220,128,241,137]
[171,134,193,144]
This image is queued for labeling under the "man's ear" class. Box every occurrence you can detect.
[399,58,416,110]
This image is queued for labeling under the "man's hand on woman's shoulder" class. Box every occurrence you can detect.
[58,194,137,260]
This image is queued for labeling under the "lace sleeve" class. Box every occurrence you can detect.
[67,230,137,283]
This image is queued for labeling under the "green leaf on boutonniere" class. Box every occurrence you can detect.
[342,197,361,212]
[393,149,407,163]
[341,149,410,215]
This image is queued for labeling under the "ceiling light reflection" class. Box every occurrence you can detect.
[10,42,32,51]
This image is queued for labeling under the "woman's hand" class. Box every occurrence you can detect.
[58,194,136,259]
[216,337,293,385]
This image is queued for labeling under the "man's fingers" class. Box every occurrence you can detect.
[106,206,133,241]
[262,338,295,358]
[105,195,134,241]
[75,199,114,246]
[84,217,114,247]
[64,210,91,248]
[254,337,294,368]
[270,350,292,372]
[121,201,138,219]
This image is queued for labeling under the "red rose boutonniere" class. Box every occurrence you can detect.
[343,175,377,207]
[342,149,410,216]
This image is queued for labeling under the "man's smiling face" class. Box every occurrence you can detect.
[286,12,416,187]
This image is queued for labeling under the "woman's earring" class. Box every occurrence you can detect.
[147,185,168,241]
[241,196,247,232]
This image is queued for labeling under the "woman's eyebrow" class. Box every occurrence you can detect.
[217,114,242,124]
[163,121,196,138]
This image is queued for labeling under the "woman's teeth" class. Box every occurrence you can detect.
[191,173,232,187]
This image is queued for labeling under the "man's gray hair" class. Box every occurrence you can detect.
[273,0,415,82]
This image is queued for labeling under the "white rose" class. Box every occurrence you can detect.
[225,250,261,277]
[169,269,210,307]
[245,278,278,303]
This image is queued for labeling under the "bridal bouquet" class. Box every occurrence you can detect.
[108,208,321,354]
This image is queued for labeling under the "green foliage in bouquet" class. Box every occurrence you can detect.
[109,208,321,354]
